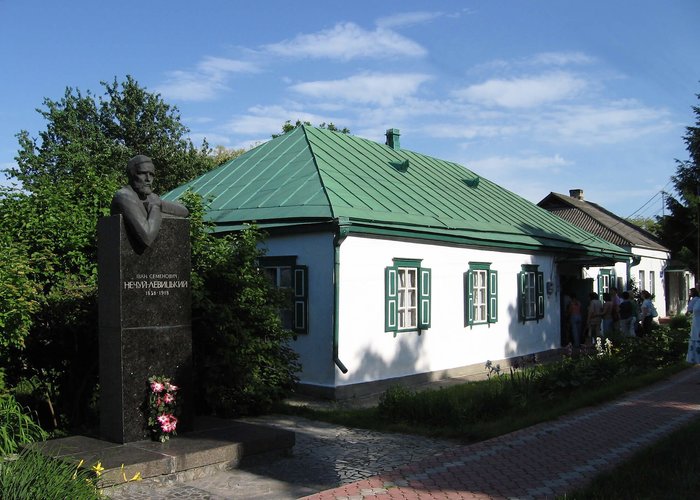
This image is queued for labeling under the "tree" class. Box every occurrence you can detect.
[0,76,217,428]
[209,145,246,167]
[9,76,214,194]
[627,216,661,237]
[272,120,350,138]
[0,230,40,358]
[659,91,700,276]
[1,76,301,428]
[181,192,300,416]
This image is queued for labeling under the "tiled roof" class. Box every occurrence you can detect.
[165,126,630,260]
[538,192,668,252]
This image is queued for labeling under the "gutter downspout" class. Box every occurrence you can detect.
[333,220,350,374]
[627,253,642,288]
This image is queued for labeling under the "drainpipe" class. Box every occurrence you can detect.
[333,220,349,374]
[627,254,642,289]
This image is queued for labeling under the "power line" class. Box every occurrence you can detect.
[625,180,674,220]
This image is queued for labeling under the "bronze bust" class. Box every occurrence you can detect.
[110,155,188,248]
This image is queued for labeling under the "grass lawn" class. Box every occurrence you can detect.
[279,363,688,444]
[280,361,697,498]
[562,413,700,499]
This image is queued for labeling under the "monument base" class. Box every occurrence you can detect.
[98,215,193,444]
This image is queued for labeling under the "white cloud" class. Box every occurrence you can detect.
[263,22,426,60]
[537,101,674,145]
[223,105,337,136]
[375,11,443,29]
[156,56,260,102]
[454,72,588,108]
[188,132,232,147]
[426,123,520,140]
[290,73,431,106]
[468,153,571,173]
[528,51,595,66]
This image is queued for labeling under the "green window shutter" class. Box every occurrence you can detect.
[385,266,398,332]
[465,271,474,326]
[597,274,604,296]
[292,265,308,334]
[518,271,526,322]
[536,271,545,320]
[419,267,431,330]
[488,269,498,323]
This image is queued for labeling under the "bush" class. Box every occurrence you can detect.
[183,192,300,417]
[377,330,689,430]
[0,448,99,499]
[0,394,47,456]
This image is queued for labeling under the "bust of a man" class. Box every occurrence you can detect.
[110,155,189,249]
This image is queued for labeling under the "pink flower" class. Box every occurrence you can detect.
[166,383,179,392]
[157,414,170,424]
[160,415,178,433]
[163,393,175,404]
[150,381,165,393]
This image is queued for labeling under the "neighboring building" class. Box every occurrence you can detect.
[538,189,693,317]
[166,126,629,399]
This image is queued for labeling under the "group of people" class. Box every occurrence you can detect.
[566,288,658,348]
[567,286,700,367]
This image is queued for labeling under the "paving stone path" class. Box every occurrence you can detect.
[107,366,700,499]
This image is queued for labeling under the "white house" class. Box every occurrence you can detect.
[538,189,694,318]
[166,126,630,399]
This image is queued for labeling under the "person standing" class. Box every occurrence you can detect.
[601,293,615,337]
[588,292,603,343]
[618,292,635,337]
[687,294,700,363]
[687,288,699,316]
[640,290,656,338]
[567,293,583,347]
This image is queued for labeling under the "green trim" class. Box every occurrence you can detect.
[384,260,431,334]
[333,243,348,373]
[518,265,544,323]
[466,262,498,327]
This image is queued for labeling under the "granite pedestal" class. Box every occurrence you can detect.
[98,215,193,443]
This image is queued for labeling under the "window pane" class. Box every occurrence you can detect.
[279,267,293,288]
[397,267,418,329]
[472,269,488,323]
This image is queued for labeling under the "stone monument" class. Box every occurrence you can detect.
[98,155,193,443]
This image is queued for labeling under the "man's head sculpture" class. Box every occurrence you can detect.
[110,155,189,251]
[127,155,156,198]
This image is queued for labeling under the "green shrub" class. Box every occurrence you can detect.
[376,330,689,430]
[0,448,99,499]
[0,394,47,456]
[183,192,300,417]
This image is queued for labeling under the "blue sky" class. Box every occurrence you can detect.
[1,0,699,219]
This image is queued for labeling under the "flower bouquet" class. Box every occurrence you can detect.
[147,375,179,442]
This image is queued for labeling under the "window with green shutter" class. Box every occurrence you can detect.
[259,256,309,334]
[385,259,431,333]
[465,262,498,327]
[598,269,615,297]
[518,265,544,323]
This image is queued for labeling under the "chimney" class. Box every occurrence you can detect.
[385,128,400,150]
[569,189,584,201]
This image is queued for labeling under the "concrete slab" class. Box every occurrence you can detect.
[32,416,294,487]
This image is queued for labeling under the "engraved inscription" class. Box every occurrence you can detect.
[123,273,189,294]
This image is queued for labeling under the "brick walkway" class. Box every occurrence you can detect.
[302,366,700,500]
[108,366,700,499]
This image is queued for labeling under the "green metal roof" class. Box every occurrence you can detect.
[165,126,630,260]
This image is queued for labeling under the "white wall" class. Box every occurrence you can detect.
[583,246,669,317]
[334,235,561,387]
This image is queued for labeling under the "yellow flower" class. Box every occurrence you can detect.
[72,459,85,480]
[129,472,143,482]
[91,461,105,476]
